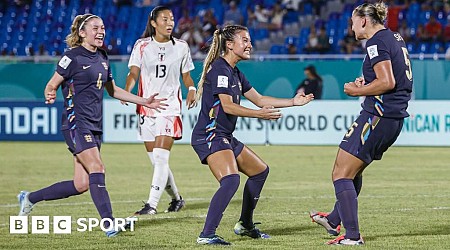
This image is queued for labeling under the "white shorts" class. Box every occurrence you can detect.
[138,115,183,141]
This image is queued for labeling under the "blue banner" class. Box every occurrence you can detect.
[0,101,64,141]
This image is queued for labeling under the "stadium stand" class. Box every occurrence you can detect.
[0,0,448,56]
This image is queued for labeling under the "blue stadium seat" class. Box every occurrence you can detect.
[285,36,298,46]
[429,42,443,54]
[406,43,415,54]
[418,42,429,54]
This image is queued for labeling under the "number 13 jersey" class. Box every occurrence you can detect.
[128,37,195,117]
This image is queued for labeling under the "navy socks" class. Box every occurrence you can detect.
[28,180,81,204]
[202,174,240,236]
[333,178,360,240]
[239,167,269,228]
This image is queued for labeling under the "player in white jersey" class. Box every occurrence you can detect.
[122,6,196,215]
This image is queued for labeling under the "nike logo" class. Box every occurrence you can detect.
[231,85,237,88]
[341,139,348,142]
[83,65,91,69]
[97,185,105,188]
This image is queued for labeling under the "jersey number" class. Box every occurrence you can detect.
[96,73,102,89]
[401,47,413,81]
[155,65,166,78]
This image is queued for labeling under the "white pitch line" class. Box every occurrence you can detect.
[1,194,450,208]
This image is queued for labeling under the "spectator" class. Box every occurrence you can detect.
[415,23,429,42]
[202,9,218,35]
[181,25,204,55]
[268,2,286,31]
[304,26,319,53]
[425,16,443,41]
[295,65,323,99]
[224,1,243,25]
[444,23,450,42]
[254,4,270,28]
[316,27,330,53]
[340,28,361,54]
[397,20,412,43]
[176,9,193,37]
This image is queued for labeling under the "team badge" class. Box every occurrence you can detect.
[84,134,93,143]
[102,62,108,70]
[158,53,165,61]
[222,138,229,144]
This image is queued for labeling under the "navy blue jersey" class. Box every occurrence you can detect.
[56,46,113,132]
[362,29,413,118]
[191,57,252,145]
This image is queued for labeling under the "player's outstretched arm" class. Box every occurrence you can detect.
[105,80,168,111]
[44,72,64,104]
[219,94,281,120]
[244,88,314,108]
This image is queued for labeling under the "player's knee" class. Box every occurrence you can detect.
[74,180,89,193]
[153,148,170,166]
[84,161,105,173]
[220,174,240,193]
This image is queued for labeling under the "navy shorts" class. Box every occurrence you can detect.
[339,110,403,164]
[63,128,102,155]
[192,137,245,165]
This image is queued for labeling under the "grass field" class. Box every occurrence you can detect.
[0,142,449,249]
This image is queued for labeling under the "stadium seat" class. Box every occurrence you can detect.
[418,42,429,54]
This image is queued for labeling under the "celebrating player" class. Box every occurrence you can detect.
[191,24,314,245]
[17,14,166,237]
[122,6,195,215]
[310,2,413,245]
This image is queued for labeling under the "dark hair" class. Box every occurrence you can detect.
[353,2,388,26]
[304,65,322,82]
[142,6,175,44]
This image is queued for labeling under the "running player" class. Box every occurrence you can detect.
[17,14,166,237]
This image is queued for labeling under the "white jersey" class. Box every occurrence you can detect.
[128,37,195,117]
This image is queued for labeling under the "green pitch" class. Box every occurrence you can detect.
[0,142,449,249]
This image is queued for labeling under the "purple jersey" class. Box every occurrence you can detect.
[191,57,252,145]
[362,29,413,118]
[56,46,113,132]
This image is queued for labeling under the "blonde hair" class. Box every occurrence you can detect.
[196,25,248,102]
[353,1,388,26]
[65,14,100,48]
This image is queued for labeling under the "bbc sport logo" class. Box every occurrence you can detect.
[9,216,137,234]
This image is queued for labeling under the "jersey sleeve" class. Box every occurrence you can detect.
[56,51,77,79]
[210,66,233,96]
[365,38,391,67]
[239,71,253,94]
[181,44,195,73]
[128,40,142,69]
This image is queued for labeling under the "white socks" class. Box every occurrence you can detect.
[146,149,180,208]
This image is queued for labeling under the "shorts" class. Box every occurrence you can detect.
[339,110,403,164]
[138,115,182,141]
[192,137,245,165]
[63,128,102,155]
